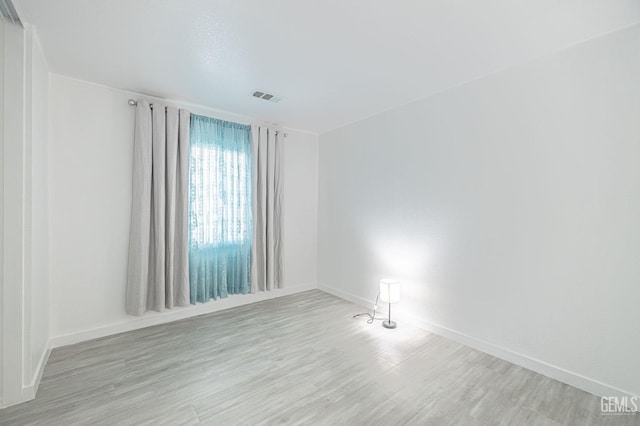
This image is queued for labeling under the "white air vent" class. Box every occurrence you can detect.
[0,0,21,25]
[252,90,282,103]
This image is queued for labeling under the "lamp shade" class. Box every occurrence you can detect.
[379,279,400,304]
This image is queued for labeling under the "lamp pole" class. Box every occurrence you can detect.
[383,301,397,329]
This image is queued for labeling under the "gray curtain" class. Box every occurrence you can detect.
[250,126,284,292]
[126,101,191,315]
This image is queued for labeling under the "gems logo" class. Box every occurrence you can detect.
[601,396,639,415]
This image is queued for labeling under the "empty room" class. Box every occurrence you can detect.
[1,0,639,425]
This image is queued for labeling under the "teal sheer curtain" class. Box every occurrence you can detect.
[189,114,252,303]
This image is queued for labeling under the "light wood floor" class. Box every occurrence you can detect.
[0,290,637,425]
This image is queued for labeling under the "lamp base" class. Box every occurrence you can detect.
[382,320,397,329]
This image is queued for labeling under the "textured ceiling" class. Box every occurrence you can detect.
[13,0,640,133]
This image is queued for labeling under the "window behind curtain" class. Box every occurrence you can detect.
[190,145,250,246]
[188,114,252,303]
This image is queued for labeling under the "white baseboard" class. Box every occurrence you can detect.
[0,347,52,409]
[318,283,638,401]
[23,346,51,400]
[50,283,317,349]
[318,283,374,310]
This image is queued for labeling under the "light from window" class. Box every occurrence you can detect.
[189,144,251,247]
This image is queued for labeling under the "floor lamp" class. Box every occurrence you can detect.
[379,279,400,329]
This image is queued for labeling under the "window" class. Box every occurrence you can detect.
[190,144,250,247]
[188,114,252,302]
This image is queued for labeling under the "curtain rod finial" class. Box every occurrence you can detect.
[128,99,137,106]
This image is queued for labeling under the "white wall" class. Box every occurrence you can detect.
[27,28,50,380]
[1,19,26,408]
[282,130,318,287]
[0,16,5,406]
[49,75,318,344]
[318,24,640,398]
[1,23,50,408]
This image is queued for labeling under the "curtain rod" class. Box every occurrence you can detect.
[128,99,162,109]
[127,99,287,137]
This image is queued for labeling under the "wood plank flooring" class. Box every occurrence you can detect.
[0,290,637,425]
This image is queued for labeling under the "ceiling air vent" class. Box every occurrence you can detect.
[252,90,282,103]
[0,0,22,25]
